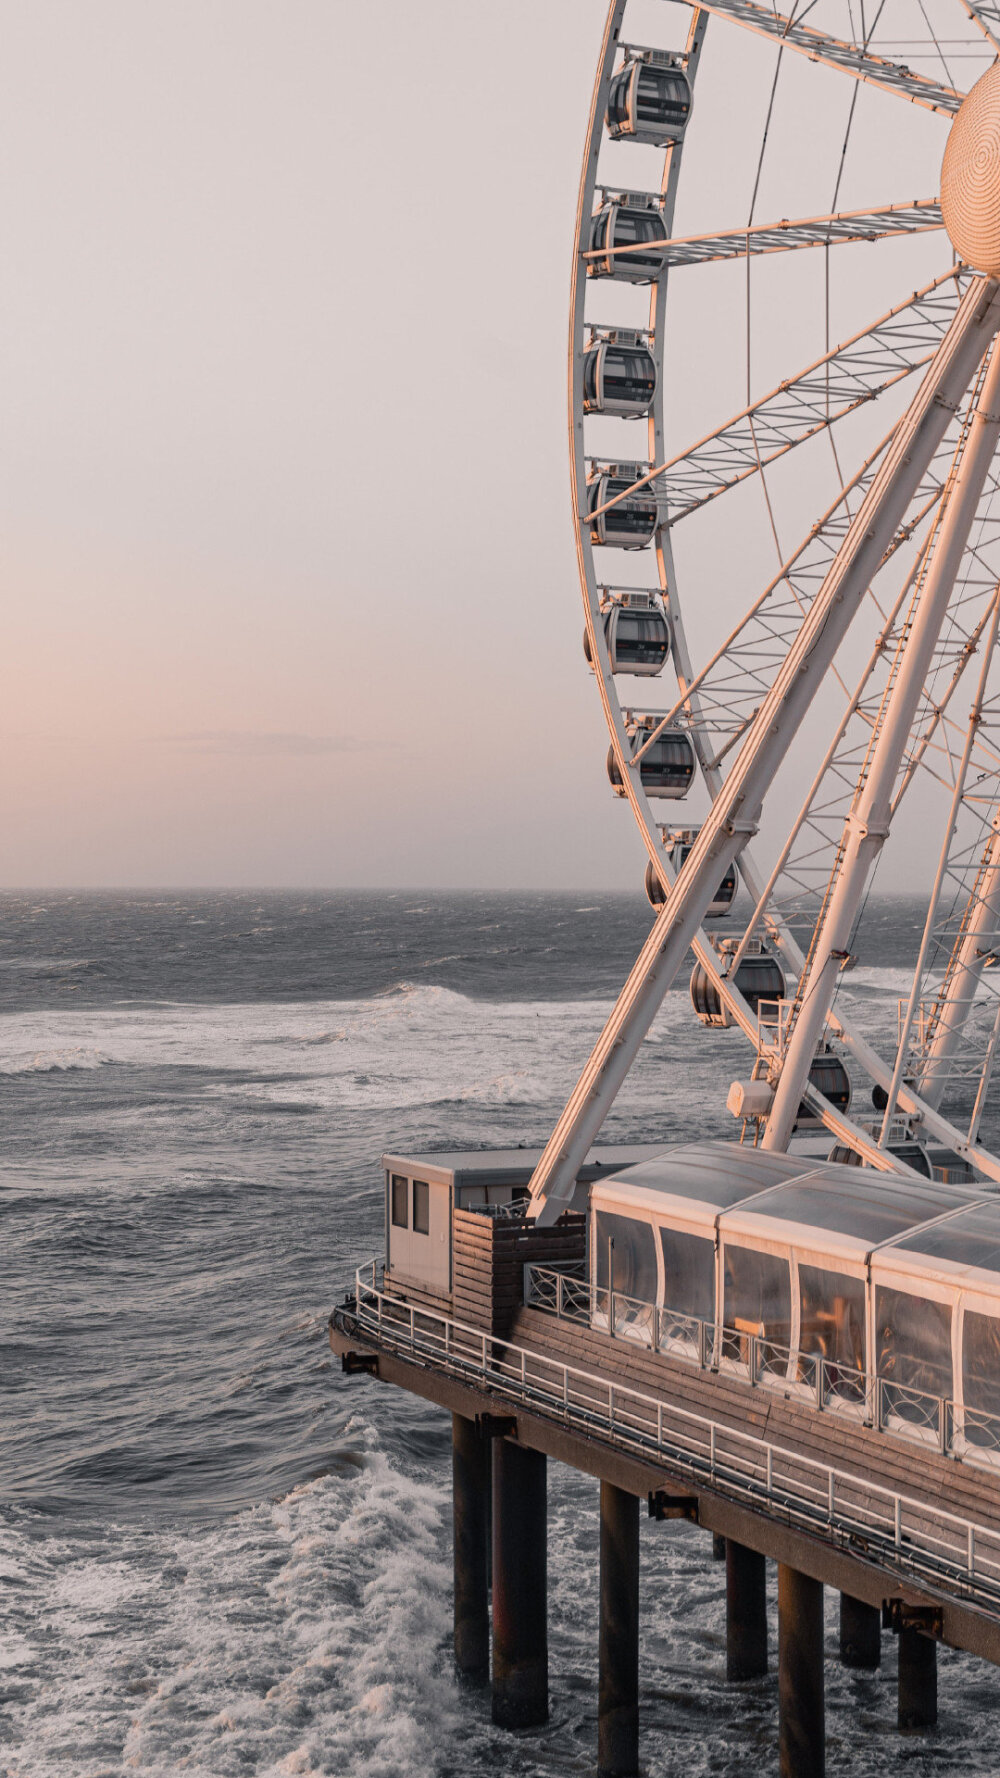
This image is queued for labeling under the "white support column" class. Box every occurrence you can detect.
[763,333,1000,1153]
[920,820,1000,1107]
[527,276,1000,1223]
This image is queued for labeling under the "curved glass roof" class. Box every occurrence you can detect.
[600,1140,982,1245]
[892,1200,1000,1274]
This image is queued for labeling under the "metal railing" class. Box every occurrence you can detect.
[345,1265,1000,1616]
[523,1265,1000,1465]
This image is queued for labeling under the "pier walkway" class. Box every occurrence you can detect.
[333,1259,1000,1661]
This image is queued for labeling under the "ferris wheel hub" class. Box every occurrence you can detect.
[941,61,1000,276]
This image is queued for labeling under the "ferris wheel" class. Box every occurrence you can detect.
[528,0,1000,1221]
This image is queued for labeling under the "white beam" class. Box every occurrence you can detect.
[763,337,1000,1153]
[528,276,1000,1223]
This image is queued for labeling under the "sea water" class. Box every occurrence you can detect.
[1,890,998,1777]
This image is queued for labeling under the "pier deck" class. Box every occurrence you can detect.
[331,1263,1000,1664]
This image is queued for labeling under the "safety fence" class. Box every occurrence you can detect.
[524,1263,1000,1464]
[346,1262,1000,1617]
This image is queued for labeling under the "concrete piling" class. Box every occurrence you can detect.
[898,1626,937,1731]
[598,1481,640,1777]
[778,1565,825,1778]
[839,1594,880,1670]
[726,1540,768,1681]
[491,1440,548,1728]
[452,1412,489,1679]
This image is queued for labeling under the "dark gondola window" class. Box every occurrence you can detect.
[615,613,669,665]
[635,68,689,127]
[601,347,656,406]
[413,1179,430,1235]
[604,484,656,534]
[391,1174,408,1228]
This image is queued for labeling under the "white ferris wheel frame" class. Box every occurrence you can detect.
[529,0,1000,1221]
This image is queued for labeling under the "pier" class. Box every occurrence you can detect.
[331,1146,1000,1774]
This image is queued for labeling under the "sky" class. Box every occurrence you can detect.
[0,0,989,889]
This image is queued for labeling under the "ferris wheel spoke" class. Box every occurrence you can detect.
[641,427,954,772]
[532,275,1000,1219]
[639,201,943,267]
[684,0,963,111]
[957,0,1000,52]
[586,269,967,529]
[762,332,1000,1154]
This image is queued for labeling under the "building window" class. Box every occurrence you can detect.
[391,1174,408,1228]
[413,1180,430,1235]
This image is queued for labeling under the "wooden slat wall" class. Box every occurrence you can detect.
[452,1211,586,1336]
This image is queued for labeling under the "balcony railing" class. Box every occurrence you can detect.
[523,1264,1000,1465]
[343,1264,1000,1617]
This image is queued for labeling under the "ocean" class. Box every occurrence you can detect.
[1,889,998,1776]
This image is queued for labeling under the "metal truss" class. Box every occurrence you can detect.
[685,0,963,112]
[533,274,1000,1218]
[762,345,1000,1148]
[588,270,967,529]
[653,201,944,268]
[553,0,1000,1202]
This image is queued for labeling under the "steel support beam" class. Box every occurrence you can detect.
[491,1440,548,1728]
[779,1566,825,1778]
[452,1412,490,1679]
[599,1481,640,1777]
[529,276,1000,1221]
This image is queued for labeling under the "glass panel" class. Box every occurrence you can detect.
[962,1311,1000,1445]
[617,1146,805,1206]
[798,1265,865,1399]
[412,1179,429,1235]
[876,1286,952,1412]
[391,1174,408,1229]
[659,1227,714,1321]
[894,1200,1000,1269]
[594,1211,657,1303]
[723,1245,791,1365]
[606,66,632,129]
[735,1175,971,1243]
[590,208,610,253]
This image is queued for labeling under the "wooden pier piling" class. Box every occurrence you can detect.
[839,1593,880,1670]
[726,1540,768,1681]
[491,1440,548,1728]
[898,1625,937,1731]
[598,1481,640,1777]
[452,1413,489,1679]
[778,1566,825,1778]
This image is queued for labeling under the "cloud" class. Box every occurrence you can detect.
[156,730,363,757]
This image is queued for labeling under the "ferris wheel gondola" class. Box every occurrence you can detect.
[527,0,1000,1222]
